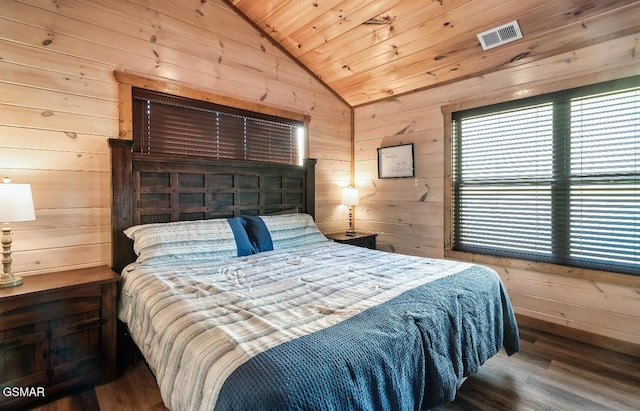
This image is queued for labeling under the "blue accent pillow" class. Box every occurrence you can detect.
[227,217,256,256]
[242,216,274,252]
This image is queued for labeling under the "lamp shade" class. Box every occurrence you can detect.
[341,187,359,206]
[0,183,36,222]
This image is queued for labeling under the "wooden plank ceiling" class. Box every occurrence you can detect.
[225,0,640,107]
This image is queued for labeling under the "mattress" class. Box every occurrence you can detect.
[118,238,519,410]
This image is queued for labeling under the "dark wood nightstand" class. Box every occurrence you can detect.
[0,265,119,410]
[326,232,377,250]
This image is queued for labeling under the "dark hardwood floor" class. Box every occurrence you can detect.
[435,326,640,411]
[29,326,640,411]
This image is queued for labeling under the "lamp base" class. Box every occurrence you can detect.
[0,274,23,288]
[345,230,356,237]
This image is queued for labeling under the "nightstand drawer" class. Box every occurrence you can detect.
[0,285,102,330]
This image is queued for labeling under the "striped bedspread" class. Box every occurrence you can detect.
[118,240,519,410]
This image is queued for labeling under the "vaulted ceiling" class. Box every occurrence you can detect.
[225,0,640,107]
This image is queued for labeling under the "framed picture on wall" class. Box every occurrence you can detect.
[377,143,415,178]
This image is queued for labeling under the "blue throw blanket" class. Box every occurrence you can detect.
[215,265,519,410]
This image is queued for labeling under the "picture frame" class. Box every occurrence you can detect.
[377,143,415,178]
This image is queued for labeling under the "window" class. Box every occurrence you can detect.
[452,76,639,275]
[132,88,305,165]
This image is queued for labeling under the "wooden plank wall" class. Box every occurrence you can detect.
[0,0,351,275]
[354,34,640,350]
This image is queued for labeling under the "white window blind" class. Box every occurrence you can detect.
[452,76,639,275]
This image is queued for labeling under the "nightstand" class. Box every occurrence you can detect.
[0,265,119,410]
[327,232,377,250]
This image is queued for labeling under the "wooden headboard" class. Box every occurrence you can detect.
[108,138,316,274]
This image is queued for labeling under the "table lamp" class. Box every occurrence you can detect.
[341,187,359,236]
[0,178,36,288]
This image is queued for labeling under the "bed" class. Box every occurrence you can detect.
[109,139,519,410]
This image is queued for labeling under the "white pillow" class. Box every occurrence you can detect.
[258,213,328,249]
[124,218,240,264]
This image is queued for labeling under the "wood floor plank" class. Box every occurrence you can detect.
[94,361,166,411]
[521,373,620,411]
[543,361,640,410]
[27,326,640,411]
[29,387,100,411]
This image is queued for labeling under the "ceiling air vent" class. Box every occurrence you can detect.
[477,20,522,51]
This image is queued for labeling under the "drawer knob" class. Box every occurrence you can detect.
[50,345,75,355]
